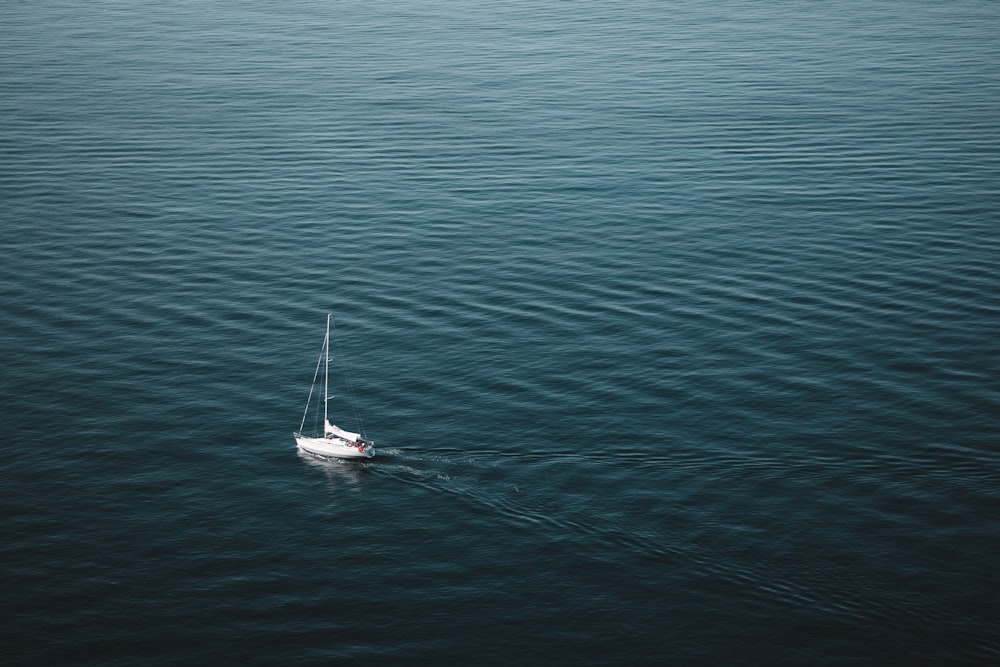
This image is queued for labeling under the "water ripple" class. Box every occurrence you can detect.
[3,0,999,664]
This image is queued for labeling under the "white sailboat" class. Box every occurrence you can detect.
[294,314,375,460]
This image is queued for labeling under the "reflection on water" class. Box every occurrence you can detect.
[297,448,372,490]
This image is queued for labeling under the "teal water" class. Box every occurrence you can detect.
[2,1,999,664]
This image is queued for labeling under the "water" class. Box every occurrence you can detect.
[2,1,998,664]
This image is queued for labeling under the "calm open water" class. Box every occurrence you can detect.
[2,1,999,664]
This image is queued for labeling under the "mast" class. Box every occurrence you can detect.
[323,313,331,428]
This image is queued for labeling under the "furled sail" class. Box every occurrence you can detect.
[325,419,360,442]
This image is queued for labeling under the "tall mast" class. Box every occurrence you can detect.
[324,313,330,427]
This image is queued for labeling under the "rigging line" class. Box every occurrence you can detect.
[298,342,326,433]
[329,317,368,438]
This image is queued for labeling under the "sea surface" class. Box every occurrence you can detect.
[2,1,999,664]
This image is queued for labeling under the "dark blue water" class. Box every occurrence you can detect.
[3,1,999,664]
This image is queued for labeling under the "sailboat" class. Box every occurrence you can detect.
[294,313,375,459]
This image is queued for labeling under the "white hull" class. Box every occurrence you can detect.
[295,434,375,460]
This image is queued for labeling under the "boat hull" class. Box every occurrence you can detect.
[295,434,375,459]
